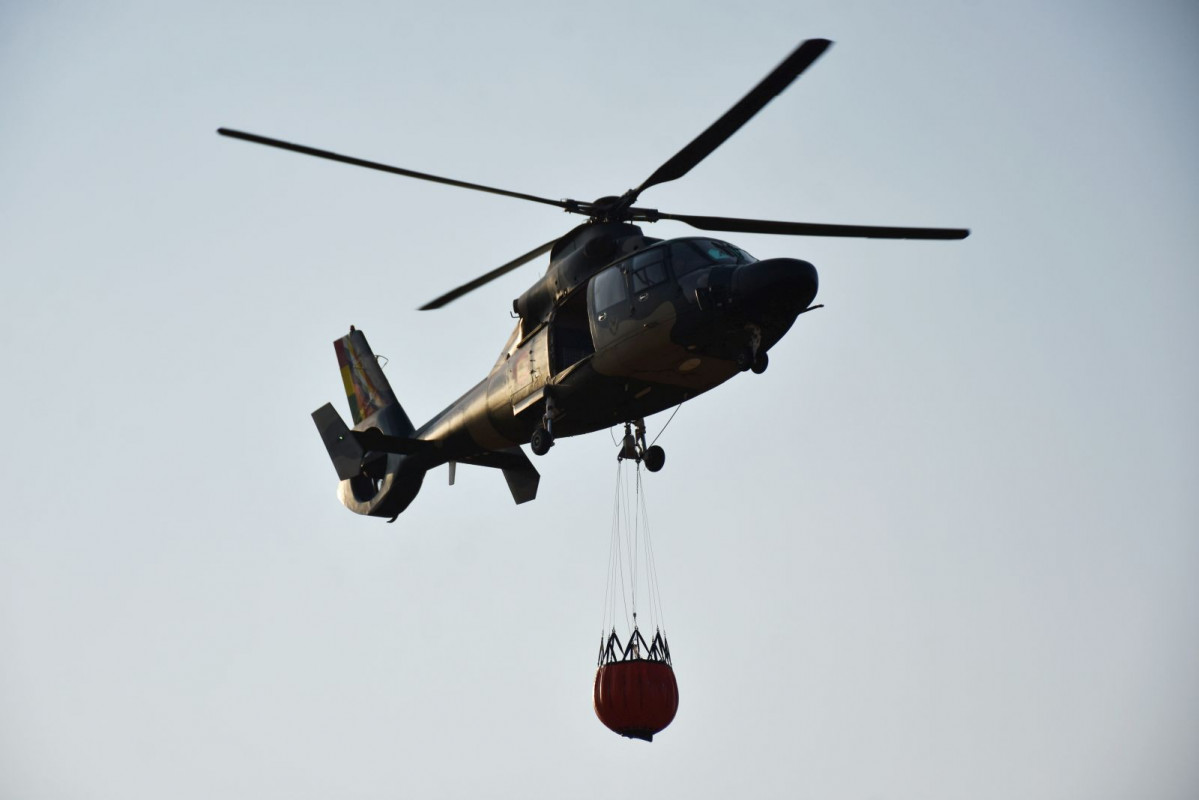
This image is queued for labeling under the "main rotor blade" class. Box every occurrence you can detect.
[633,39,832,198]
[217,128,570,210]
[419,239,558,310]
[658,211,970,240]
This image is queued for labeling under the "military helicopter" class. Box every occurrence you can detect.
[219,38,968,521]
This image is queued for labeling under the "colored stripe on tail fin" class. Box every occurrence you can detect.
[334,327,399,426]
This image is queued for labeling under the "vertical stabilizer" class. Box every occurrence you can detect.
[315,327,424,520]
[333,327,413,435]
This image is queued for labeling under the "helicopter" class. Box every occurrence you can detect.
[219,38,968,522]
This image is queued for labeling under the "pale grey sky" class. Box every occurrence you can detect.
[2,1,1196,798]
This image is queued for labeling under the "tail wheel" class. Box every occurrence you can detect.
[643,445,666,472]
[751,351,769,374]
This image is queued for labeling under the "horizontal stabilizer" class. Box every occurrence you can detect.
[460,447,540,505]
[312,403,439,481]
[312,403,365,481]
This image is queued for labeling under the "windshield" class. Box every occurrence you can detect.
[669,238,755,275]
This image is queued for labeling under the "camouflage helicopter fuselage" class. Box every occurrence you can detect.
[226,38,969,522]
[312,221,819,520]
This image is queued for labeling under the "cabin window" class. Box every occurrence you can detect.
[592,266,628,311]
[630,249,668,292]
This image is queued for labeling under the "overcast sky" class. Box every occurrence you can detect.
[2,1,1196,798]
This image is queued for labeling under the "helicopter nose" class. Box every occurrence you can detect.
[732,257,819,311]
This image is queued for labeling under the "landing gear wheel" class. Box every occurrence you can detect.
[751,351,769,374]
[530,426,554,456]
[643,445,666,473]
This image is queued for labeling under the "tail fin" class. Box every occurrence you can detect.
[313,327,424,520]
[333,327,414,435]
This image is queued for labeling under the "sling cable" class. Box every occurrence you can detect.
[594,421,679,742]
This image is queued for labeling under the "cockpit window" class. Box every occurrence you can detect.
[704,242,739,262]
[705,239,755,263]
[728,244,756,263]
[670,241,709,275]
[670,238,755,275]
[630,248,668,292]
[591,266,627,311]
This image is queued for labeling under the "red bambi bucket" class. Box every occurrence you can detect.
[593,659,679,742]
